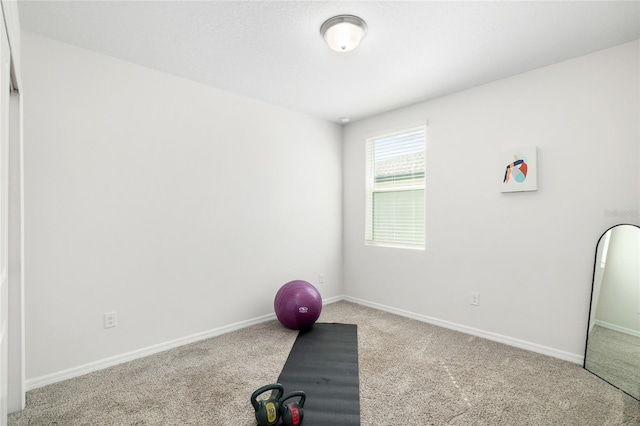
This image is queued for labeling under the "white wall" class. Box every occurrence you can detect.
[20,30,640,385]
[22,32,343,381]
[343,41,640,359]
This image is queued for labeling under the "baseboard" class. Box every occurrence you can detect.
[26,296,346,391]
[322,295,343,305]
[343,296,584,365]
[26,311,281,391]
[27,294,583,390]
[594,319,640,338]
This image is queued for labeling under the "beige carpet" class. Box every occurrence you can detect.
[9,301,640,425]
[585,325,640,401]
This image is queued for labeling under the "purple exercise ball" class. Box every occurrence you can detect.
[274,280,322,330]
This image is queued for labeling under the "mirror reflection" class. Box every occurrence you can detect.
[584,224,640,400]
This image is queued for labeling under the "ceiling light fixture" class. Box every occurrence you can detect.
[320,15,367,53]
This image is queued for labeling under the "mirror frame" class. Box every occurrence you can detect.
[583,223,640,401]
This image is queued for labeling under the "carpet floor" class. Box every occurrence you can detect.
[9,301,640,425]
[584,324,640,400]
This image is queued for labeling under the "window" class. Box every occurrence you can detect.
[365,125,426,249]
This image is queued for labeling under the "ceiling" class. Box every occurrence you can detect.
[17,1,640,124]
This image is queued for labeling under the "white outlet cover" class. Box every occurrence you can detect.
[104,312,117,328]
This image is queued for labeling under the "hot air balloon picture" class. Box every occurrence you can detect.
[500,146,537,192]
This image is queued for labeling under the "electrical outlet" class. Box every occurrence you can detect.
[104,311,117,328]
[319,273,325,284]
[470,292,480,306]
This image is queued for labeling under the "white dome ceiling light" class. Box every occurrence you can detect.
[320,15,367,53]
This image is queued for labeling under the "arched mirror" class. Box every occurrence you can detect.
[584,224,640,400]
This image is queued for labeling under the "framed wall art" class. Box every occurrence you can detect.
[500,146,537,192]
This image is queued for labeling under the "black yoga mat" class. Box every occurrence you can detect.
[277,323,360,426]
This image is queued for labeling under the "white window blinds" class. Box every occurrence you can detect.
[365,125,426,249]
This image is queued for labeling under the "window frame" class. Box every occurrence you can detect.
[365,124,427,250]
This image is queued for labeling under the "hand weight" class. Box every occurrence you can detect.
[251,383,285,426]
[280,391,306,426]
